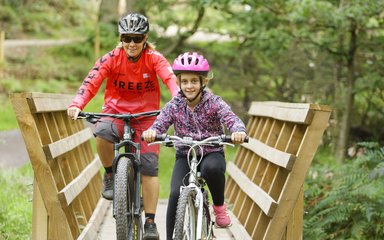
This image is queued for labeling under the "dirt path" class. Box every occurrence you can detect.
[4,38,85,48]
[0,129,29,169]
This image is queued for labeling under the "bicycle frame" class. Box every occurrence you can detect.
[112,118,142,219]
[181,141,211,239]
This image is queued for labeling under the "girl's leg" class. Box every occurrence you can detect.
[199,151,226,205]
[166,154,190,240]
[200,151,232,227]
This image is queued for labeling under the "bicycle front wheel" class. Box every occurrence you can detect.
[114,156,136,240]
[173,188,197,240]
[201,190,213,239]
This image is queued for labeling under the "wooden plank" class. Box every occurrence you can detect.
[32,179,48,240]
[248,101,314,124]
[27,92,74,113]
[54,113,89,228]
[227,162,277,217]
[227,210,252,240]
[286,188,304,240]
[242,138,297,170]
[58,156,101,207]
[77,198,110,240]
[43,128,94,160]
[10,93,76,239]
[264,108,331,239]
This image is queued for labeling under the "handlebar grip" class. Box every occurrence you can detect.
[222,135,249,143]
[155,134,167,141]
[78,112,86,117]
[222,135,232,143]
[140,134,167,141]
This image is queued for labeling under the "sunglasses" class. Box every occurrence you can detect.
[121,35,145,43]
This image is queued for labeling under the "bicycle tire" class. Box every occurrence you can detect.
[115,157,135,240]
[201,190,213,239]
[173,188,197,240]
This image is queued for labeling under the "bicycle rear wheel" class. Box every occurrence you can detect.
[173,188,197,240]
[114,156,136,240]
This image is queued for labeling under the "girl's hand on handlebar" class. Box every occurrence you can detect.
[142,129,157,143]
[231,131,247,144]
[67,107,81,120]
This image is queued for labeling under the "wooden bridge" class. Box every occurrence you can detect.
[96,199,240,239]
[10,92,331,240]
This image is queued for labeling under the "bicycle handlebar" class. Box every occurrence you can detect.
[144,134,249,147]
[78,110,160,124]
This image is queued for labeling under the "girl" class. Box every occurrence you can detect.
[142,52,247,239]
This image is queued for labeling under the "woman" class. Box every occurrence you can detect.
[67,13,178,240]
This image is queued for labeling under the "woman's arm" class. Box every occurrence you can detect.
[152,51,179,97]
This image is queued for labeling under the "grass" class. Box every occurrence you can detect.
[0,165,33,240]
[0,97,18,131]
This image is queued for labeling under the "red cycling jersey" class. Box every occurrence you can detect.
[69,47,179,113]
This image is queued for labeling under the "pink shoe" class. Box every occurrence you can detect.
[213,203,231,228]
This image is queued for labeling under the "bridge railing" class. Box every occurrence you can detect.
[11,93,331,240]
[10,92,108,240]
[225,101,331,240]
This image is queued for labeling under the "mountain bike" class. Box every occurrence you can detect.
[149,134,248,240]
[79,110,160,240]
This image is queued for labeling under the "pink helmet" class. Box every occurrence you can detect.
[172,52,210,76]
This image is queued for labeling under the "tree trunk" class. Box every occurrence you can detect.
[335,20,357,162]
[99,0,120,23]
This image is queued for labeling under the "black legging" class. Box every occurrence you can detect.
[166,151,226,239]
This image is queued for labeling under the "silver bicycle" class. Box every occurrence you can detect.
[150,134,247,240]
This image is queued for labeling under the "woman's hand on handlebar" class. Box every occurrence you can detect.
[67,107,81,120]
[231,131,247,144]
[142,129,157,143]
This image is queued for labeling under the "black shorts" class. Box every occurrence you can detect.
[94,116,159,176]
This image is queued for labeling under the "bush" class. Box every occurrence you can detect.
[304,142,384,239]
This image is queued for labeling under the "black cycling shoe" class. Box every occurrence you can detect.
[101,172,113,200]
[143,219,159,240]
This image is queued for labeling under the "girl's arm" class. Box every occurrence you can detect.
[216,97,247,133]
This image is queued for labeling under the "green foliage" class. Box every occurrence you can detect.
[304,142,384,239]
[158,146,175,198]
[0,164,33,240]
[0,97,18,130]
[0,0,96,38]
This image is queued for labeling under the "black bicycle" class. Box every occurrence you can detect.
[79,110,160,240]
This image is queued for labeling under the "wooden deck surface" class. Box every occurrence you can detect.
[97,199,236,239]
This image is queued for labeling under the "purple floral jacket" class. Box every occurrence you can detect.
[149,90,247,155]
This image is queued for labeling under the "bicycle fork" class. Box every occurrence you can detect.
[195,187,204,239]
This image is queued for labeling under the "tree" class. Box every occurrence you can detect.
[287,0,384,161]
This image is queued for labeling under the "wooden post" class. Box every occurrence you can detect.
[94,23,100,60]
[94,0,102,60]
[0,31,4,77]
[0,31,4,61]
[32,179,48,240]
